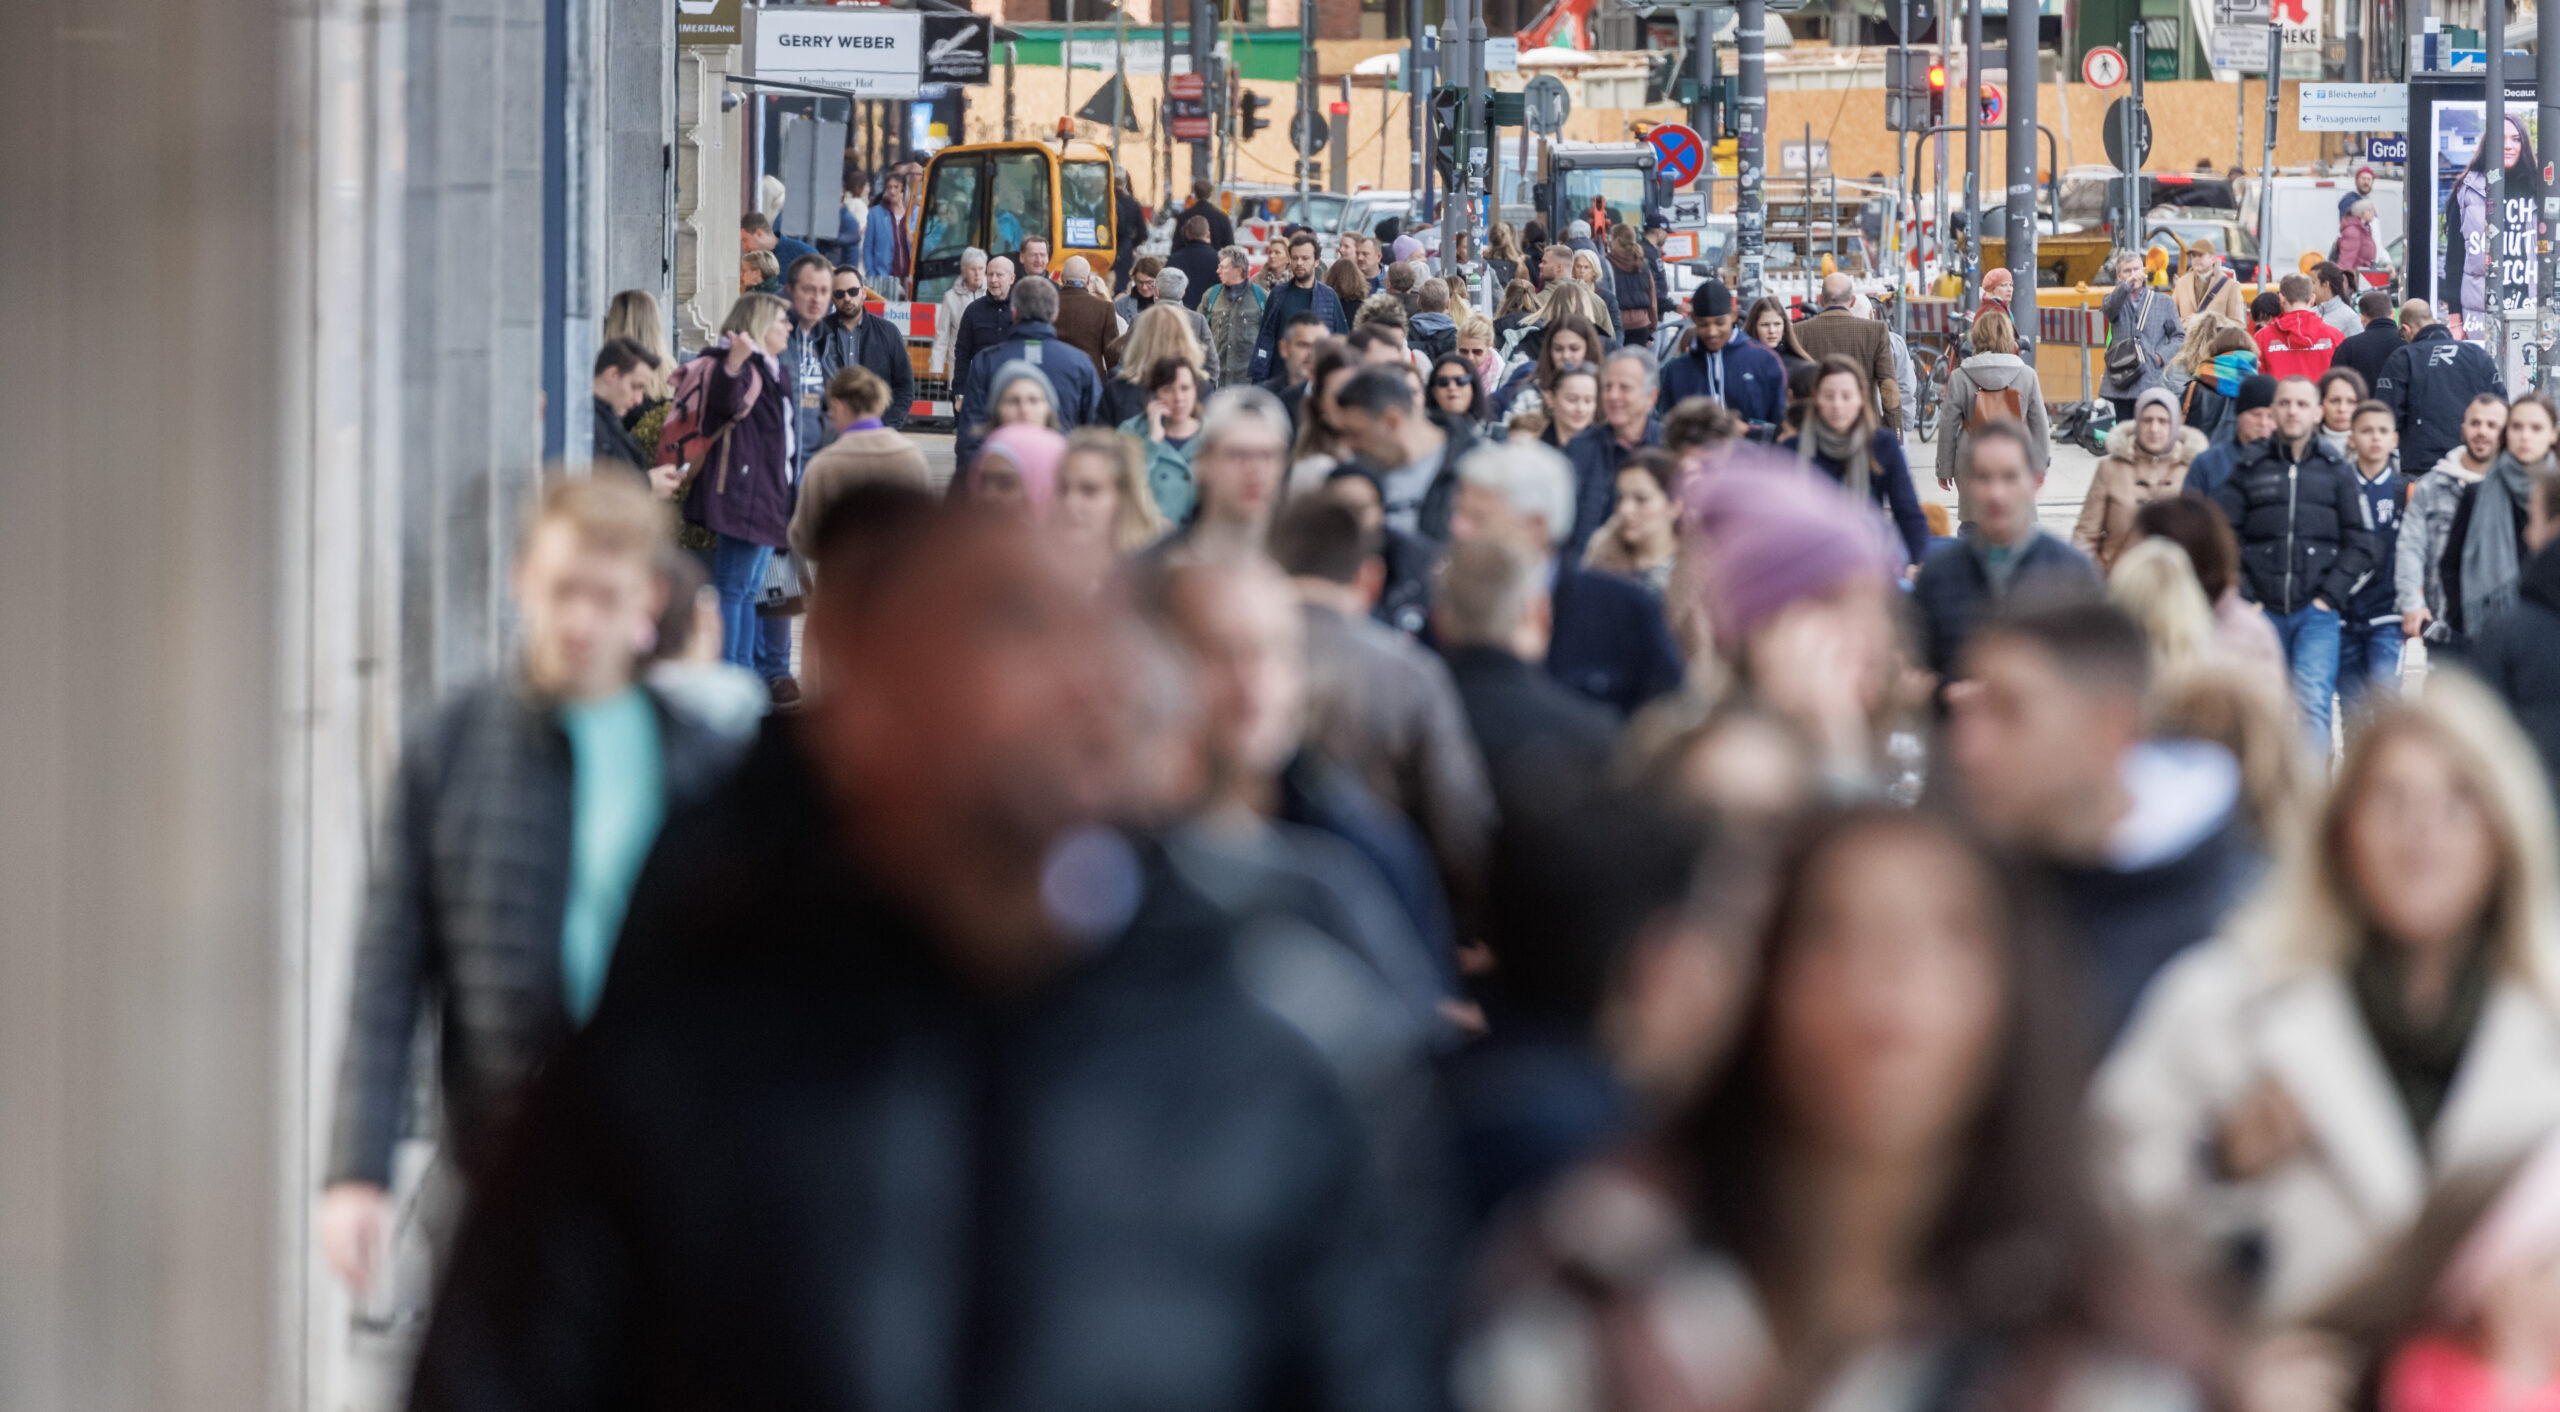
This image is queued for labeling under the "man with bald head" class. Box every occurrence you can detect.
[411,487,1440,1411]
[1792,270,1900,425]
[2375,294,2504,476]
[1051,253,1121,373]
[948,255,1017,411]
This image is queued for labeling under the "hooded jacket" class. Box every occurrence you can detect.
[2375,324,2504,478]
[2396,448,2487,628]
[1656,330,1787,438]
[2253,307,2341,380]
[1933,351,2052,487]
[2210,432,2378,616]
[2074,423,2208,570]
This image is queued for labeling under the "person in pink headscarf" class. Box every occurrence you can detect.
[964,424,1067,519]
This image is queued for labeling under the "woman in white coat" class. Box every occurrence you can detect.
[2093,673,2560,1327]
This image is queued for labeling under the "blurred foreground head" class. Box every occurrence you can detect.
[1137,553,1308,815]
[800,483,1125,987]
[514,474,672,702]
[1947,598,2151,861]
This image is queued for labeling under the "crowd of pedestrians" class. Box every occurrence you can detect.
[325,208,2560,1412]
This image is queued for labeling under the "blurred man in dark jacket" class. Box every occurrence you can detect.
[412,491,1437,1412]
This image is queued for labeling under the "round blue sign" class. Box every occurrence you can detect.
[1647,123,1704,186]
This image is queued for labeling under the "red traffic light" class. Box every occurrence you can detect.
[1928,63,1946,89]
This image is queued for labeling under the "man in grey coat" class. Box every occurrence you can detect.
[2098,251,2183,421]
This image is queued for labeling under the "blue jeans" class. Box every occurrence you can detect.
[756,610,793,682]
[2337,618,2404,715]
[2268,604,2343,749]
[706,533,773,675]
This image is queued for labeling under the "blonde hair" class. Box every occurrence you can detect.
[741,249,780,281]
[604,289,674,399]
[719,291,789,341]
[1122,305,1204,383]
[1457,313,1494,347]
[1968,309,2018,355]
[2107,537,2215,679]
[2172,312,2237,376]
[1570,248,1609,292]
[824,364,890,420]
[2227,672,2560,993]
[523,470,671,560]
[1062,427,1167,553]
[1538,277,1611,332]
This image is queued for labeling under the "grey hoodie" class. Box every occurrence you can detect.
[2396,445,2489,627]
[1935,351,2052,487]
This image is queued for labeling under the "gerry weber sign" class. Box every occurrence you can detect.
[751,9,925,95]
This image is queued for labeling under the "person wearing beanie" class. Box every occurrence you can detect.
[2073,385,2207,572]
[1655,281,1787,439]
[1912,421,2101,689]
[1391,234,1422,266]
[2183,372,2279,502]
[1683,465,1904,785]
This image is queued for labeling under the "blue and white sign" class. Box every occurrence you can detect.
[2368,135,2411,162]
[2299,83,2407,131]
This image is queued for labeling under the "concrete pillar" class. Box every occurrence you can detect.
[676,43,745,351]
[605,0,678,310]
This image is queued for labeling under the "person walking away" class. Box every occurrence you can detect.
[1656,282,1787,441]
[2173,240,2248,325]
[858,171,910,298]
[1448,438,1684,717]
[1432,538,1620,817]
[1145,268,1216,385]
[953,276,1101,470]
[2470,456,2560,792]
[589,338,664,485]
[1176,178,1234,250]
[1601,224,1661,353]
[2443,394,2560,644]
[2314,263,2363,337]
[2075,387,2205,572]
[2338,398,2408,712]
[319,476,742,1301]
[1408,279,1459,362]
[1051,256,1122,376]
[2255,273,2342,380]
[2399,394,2506,647]
[785,365,930,564]
[1933,310,2051,524]
[2337,199,2382,274]
[1166,217,1222,311]
[2101,251,2184,423]
[2317,366,2369,461]
[1110,168,1146,292]
[1913,422,2101,684]
[2379,301,2507,501]
[2333,289,2402,394]
[1784,357,1931,569]
[2182,327,2262,449]
[1119,356,1206,523]
[1793,272,1901,428]
[1560,348,1665,561]
[947,255,1015,422]
[927,247,988,380]
[1947,599,2260,1041]
[2161,311,2235,407]
[2209,375,2377,746]
[1248,233,1349,382]
[2093,674,2560,1324]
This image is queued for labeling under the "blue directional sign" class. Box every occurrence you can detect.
[1648,123,1705,186]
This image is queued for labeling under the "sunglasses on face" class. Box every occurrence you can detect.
[832,288,863,302]
[1431,375,1472,389]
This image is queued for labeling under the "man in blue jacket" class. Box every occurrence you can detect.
[1913,422,2101,688]
[955,277,1100,467]
[1247,233,1349,381]
[1656,281,1786,440]
[859,172,911,297]
[1562,348,1663,560]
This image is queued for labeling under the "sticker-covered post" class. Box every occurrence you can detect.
[2484,0,2506,379]
[2544,0,2558,392]
[1737,0,1767,299]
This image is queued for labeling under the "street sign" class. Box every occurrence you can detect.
[2297,83,2406,130]
[2102,97,2153,166]
[1523,74,1570,136]
[2082,45,2127,88]
[1670,191,1709,226]
[1291,110,1330,155]
[1485,37,1519,71]
[1978,82,2004,126]
[1168,72,1205,101]
[1485,90,1525,126]
[2368,134,2410,162]
[1778,140,1831,174]
[1648,122,1706,186]
[1329,100,1350,116]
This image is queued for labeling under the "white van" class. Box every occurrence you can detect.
[2253,174,2404,274]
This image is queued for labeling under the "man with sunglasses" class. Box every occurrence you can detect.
[817,262,913,434]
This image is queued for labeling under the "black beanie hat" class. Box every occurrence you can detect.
[1692,281,1735,318]
[2235,373,2279,416]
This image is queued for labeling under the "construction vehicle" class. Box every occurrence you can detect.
[1522,140,1668,238]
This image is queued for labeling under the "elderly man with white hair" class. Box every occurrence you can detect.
[1449,438,1683,716]
[930,247,989,377]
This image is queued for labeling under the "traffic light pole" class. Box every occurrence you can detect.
[1190,0,1212,186]
[1408,0,1424,201]
[2542,0,2558,392]
[2005,0,2036,353]
[1736,0,1767,300]
[1298,0,1315,214]
[1961,0,1981,311]
[1442,0,1469,278]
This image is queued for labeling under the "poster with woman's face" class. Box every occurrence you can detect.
[2427,95,2543,340]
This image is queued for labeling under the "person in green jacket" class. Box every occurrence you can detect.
[1119,356,1204,522]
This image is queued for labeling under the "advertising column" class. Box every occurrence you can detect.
[2409,73,2543,387]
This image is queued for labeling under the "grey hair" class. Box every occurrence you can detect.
[1457,438,1575,547]
[1567,219,1592,239]
[1434,538,1542,648]
[1155,266,1190,301]
[2112,249,2146,274]
[1218,243,1251,271]
[1010,275,1061,323]
[1604,345,1659,387]
[961,246,989,268]
[2350,198,2377,220]
[1196,385,1292,458]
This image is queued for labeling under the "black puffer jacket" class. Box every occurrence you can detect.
[2472,539,2560,795]
[2209,434,2377,615]
[2375,323,2503,476]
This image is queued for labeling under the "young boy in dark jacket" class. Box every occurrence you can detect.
[2338,398,2406,711]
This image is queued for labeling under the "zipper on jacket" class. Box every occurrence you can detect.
[2282,460,2298,611]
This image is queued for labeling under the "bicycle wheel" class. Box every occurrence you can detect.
[1909,348,1940,443]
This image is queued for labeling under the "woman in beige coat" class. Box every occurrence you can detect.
[2093,675,2560,1326]
[785,364,929,564]
[2074,386,2207,571]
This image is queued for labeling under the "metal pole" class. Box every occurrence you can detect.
[1893,0,1909,303]
[1962,0,1981,309]
[1333,75,1351,194]
[1738,0,1768,299]
[2007,0,2036,355]
[1442,0,1469,276]
[1466,0,1489,306]
[1005,41,1017,140]
[2484,0,2506,377]
[1409,0,1424,199]
[2256,22,2279,277]
[1298,0,1314,215]
[1805,121,1816,301]
[2542,0,2559,392]
[1064,1,1076,117]
[2123,23,2144,251]
[2234,71,2243,179]
[1110,0,1128,180]
[1191,0,1211,187]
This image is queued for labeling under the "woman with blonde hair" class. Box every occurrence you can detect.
[604,289,674,400]
[2164,310,2237,404]
[1933,307,2052,515]
[2107,535,2219,679]
[2096,672,2560,1325]
[1098,304,1204,425]
[1567,247,1622,341]
[1485,221,1524,291]
[1054,427,1166,562]
[689,291,795,675]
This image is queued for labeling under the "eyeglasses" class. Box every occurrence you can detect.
[1430,375,1473,389]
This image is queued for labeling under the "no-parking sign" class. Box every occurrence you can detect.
[1647,123,1705,186]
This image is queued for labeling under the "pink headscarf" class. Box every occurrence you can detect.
[972,424,1067,514]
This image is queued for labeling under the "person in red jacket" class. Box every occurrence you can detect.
[2254,272,2341,380]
